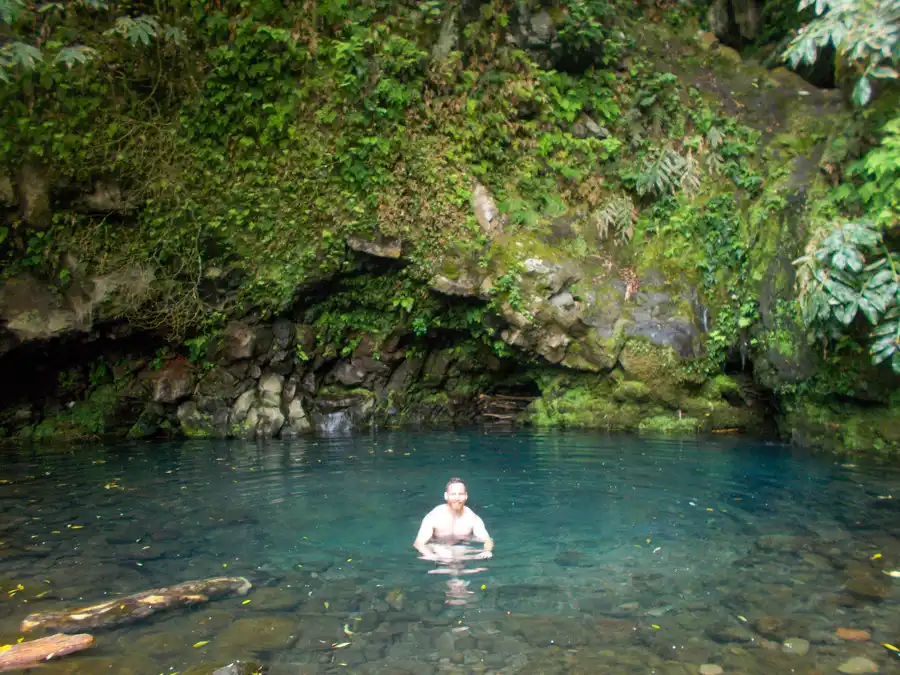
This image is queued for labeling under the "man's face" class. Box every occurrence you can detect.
[445,483,467,512]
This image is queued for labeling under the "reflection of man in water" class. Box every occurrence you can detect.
[414,477,493,605]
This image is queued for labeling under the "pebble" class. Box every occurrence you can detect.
[782,637,810,656]
[836,627,871,642]
[699,665,723,675]
[837,656,879,674]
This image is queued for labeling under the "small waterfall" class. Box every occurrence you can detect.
[317,410,352,435]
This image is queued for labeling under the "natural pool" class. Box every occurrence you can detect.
[0,429,897,674]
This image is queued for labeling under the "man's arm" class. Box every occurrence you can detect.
[413,514,436,559]
[471,515,493,558]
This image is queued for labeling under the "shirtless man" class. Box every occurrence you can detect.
[414,477,493,561]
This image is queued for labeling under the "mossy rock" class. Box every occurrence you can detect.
[20,384,124,443]
[786,399,900,458]
[638,414,701,435]
[612,380,651,403]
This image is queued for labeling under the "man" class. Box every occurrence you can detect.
[414,477,493,561]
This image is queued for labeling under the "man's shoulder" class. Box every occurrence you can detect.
[425,504,449,520]
[463,506,482,521]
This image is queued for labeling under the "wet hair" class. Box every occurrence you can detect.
[445,477,466,492]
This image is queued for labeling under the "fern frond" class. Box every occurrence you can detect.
[593,194,637,244]
[681,150,702,197]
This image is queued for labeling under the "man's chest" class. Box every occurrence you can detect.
[432,512,473,536]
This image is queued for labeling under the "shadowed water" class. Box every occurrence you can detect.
[0,429,897,674]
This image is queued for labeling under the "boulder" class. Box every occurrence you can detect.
[151,361,195,404]
[258,372,283,408]
[15,161,50,227]
[707,0,760,47]
[272,318,294,349]
[0,171,15,205]
[77,180,134,214]
[177,400,230,438]
[223,322,257,361]
[472,182,502,238]
[421,349,454,387]
[195,367,239,400]
[281,397,312,437]
[347,233,402,259]
[238,404,285,439]
[431,271,483,297]
[332,360,366,386]
[387,357,424,391]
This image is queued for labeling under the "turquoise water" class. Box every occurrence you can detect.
[0,429,897,674]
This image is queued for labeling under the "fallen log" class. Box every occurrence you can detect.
[0,633,93,671]
[21,576,251,633]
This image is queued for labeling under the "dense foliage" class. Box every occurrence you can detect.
[0,0,897,391]
[783,0,900,106]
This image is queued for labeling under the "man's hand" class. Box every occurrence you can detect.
[473,550,493,559]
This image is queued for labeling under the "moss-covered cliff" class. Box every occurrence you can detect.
[1,0,898,457]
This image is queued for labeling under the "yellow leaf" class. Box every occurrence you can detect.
[646,538,651,544]
[332,642,351,648]
[0,645,11,651]
[347,558,352,562]
[242,599,251,605]
[872,552,882,560]
[737,615,747,622]
[193,641,209,648]
[651,624,660,630]
[70,525,83,529]
[222,563,228,568]
[16,637,23,644]
[882,643,899,652]
[324,601,329,609]
[480,584,486,590]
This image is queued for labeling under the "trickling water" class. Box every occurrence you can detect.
[316,410,352,435]
[0,429,896,675]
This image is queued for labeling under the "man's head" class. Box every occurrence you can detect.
[444,477,467,513]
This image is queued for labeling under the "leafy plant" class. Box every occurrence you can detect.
[634,147,702,198]
[783,0,900,105]
[593,194,637,243]
[795,221,900,370]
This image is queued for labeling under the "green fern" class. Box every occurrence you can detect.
[593,194,637,244]
[635,147,701,198]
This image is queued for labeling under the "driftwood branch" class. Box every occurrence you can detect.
[0,633,93,671]
[21,576,251,633]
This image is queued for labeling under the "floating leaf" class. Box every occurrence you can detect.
[193,640,209,648]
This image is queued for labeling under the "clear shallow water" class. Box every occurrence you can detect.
[0,429,897,674]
